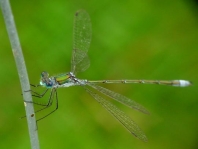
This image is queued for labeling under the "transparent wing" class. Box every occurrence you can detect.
[88,83,149,114]
[83,86,148,142]
[71,10,92,74]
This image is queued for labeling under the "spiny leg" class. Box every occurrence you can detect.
[36,88,59,122]
[27,88,58,130]
[30,84,41,87]
[33,88,55,114]
[24,84,49,106]
[25,88,49,99]
[21,88,52,119]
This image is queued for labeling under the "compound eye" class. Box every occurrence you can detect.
[41,71,49,78]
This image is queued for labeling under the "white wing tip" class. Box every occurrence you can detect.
[174,80,192,87]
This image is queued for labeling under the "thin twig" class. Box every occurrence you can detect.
[0,0,40,149]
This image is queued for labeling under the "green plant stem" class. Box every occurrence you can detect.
[0,0,40,148]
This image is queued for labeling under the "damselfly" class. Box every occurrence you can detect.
[27,10,191,142]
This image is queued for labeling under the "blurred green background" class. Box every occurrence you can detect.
[0,0,198,148]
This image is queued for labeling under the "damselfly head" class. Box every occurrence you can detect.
[41,71,49,78]
[40,71,53,87]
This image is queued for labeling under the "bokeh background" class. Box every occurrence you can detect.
[0,0,198,148]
